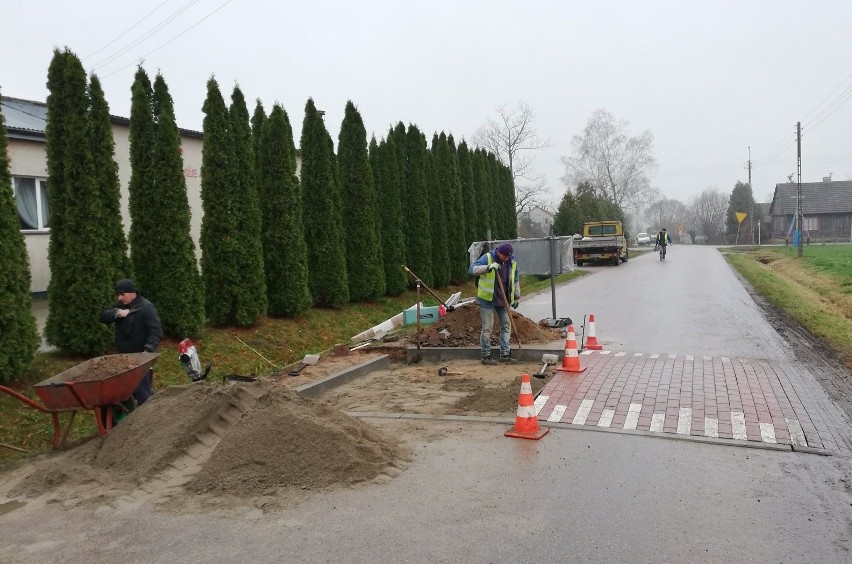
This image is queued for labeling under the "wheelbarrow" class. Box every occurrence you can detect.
[0,352,158,449]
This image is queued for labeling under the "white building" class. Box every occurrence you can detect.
[2,96,204,294]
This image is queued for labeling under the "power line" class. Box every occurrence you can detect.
[84,0,170,60]
[92,0,202,71]
[100,0,234,80]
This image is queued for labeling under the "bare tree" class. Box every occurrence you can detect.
[473,101,551,215]
[645,198,690,236]
[561,109,658,212]
[690,187,728,244]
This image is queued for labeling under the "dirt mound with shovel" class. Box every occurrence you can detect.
[410,303,564,347]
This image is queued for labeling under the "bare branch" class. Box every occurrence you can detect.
[561,109,657,211]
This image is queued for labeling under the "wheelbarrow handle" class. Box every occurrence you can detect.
[0,385,51,412]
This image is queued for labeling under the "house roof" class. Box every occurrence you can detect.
[1,96,202,140]
[770,181,852,215]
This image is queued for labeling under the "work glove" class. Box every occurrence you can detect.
[511,301,519,309]
[487,262,500,273]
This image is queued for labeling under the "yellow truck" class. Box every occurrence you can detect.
[573,221,629,266]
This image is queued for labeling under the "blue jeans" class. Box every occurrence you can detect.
[479,303,511,358]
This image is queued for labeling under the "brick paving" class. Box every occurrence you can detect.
[535,350,846,452]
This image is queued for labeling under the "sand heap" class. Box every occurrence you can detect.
[9,382,409,509]
[410,302,564,347]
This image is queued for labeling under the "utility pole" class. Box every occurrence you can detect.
[796,122,803,258]
[748,146,753,244]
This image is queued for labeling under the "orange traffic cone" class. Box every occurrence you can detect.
[584,314,603,350]
[557,325,586,373]
[504,373,549,440]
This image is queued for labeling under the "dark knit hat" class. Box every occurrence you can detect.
[114,279,137,293]
[496,243,513,256]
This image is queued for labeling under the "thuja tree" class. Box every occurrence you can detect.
[300,98,349,306]
[369,136,407,296]
[427,141,450,288]
[0,86,38,382]
[470,149,492,241]
[127,67,156,287]
[44,50,114,354]
[146,73,204,337]
[338,101,384,301]
[457,140,478,248]
[501,164,518,238]
[88,74,131,280]
[435,133,467,283]
[403,125,433,287]
[259,104,311,316]
[200,78,240,325]
[251,99,266,186]
[227,85,267,324]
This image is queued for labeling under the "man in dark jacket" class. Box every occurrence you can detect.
[99,279,163,404]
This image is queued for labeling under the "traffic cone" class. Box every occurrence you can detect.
[504,373,550,440]
[584,314,603,350]
[557,325,586,373]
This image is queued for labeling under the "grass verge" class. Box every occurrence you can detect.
[722,244,852,370]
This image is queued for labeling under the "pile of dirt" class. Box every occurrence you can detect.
[410,302,564,347]
[9,382,409,508]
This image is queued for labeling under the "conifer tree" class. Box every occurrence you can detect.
[369,136,407,295]
[200,77,241,325]
[436,133,467,283]
[457,140,478,248]
[300,98,349,306]
[88,74,131,280]
[338,101,384,301]
[471,149,491,241]
[147,73,205,336]
[44,50,114,354]
[0,86,39,382]
[128,67,155,285]
[228,86,267,323]
[251,99,266,185]
[486,153,502,237]
[259,104,311,316]
[404,125,433,286]
[501,164,518,238]
[427,141,450,288]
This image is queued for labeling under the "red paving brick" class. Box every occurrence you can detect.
[536,350,831,450]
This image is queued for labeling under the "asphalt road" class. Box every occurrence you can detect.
[2,245,851,563]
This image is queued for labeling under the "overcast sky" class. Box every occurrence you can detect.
[4,0,851,207]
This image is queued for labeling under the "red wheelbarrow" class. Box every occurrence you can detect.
[0,352,158,449]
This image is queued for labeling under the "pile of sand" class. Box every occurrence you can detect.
[9,382,409,508]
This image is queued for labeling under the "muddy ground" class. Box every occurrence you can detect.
[0,304,557,516]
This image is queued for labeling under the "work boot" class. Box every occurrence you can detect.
[481,355,497,366]
[499,353,518,364]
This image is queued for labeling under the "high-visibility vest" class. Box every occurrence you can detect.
[477,253,517,303]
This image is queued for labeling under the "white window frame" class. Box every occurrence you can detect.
[12,176,50,232]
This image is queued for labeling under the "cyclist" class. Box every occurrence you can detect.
[655,228,673,259]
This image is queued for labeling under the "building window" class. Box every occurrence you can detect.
[13,177,50,231]
[803,216,818,232]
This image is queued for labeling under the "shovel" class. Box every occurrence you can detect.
[288,353,320,376]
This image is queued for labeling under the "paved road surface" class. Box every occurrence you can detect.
[2,246,851,563]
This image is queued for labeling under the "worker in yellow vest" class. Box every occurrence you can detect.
[468,243,520,365]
